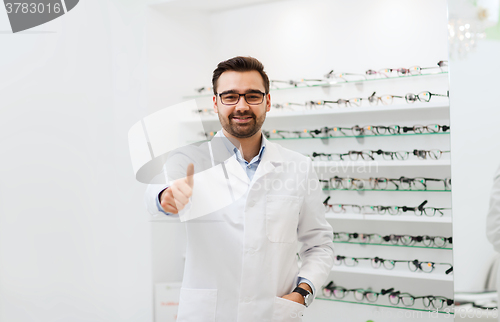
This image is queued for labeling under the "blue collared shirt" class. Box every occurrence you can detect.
[156,130,315,296]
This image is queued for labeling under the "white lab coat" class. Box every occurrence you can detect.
[145,133,335,322]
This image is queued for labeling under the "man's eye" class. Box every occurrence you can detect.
[223,94,238,100]
[247,94,261,100]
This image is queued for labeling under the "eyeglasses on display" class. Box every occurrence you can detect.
[332,232,452,248]
[333,255,453,274]
[366,61,448,78]
[322,282,454,309]
[389,291,454,309]
[272,102,304,110]
[382,234,453,248]
[322,197,451,217]
[322,282,392,302]
[263,123,450,140]
[322,176,451,191]
[307,149,450,161]
[305,98,363,109]
[324,70,367,82]
[402,124,450,134]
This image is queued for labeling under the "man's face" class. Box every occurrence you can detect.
[213,70,271,139]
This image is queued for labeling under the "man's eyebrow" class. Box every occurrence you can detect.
[219,89,265,94]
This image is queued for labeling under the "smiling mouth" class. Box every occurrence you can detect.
[231,116,254,122]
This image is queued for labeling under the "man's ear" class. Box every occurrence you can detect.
[213,95,218,113]
[266,93,271,112]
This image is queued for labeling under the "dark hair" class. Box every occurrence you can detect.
[212,56,270,95]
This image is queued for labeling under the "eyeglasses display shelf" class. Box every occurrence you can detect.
[331,241,453,250]
[325,213,452,223]
[315,298,453,315]
[330,265,453,282]
[183,72,449,99]
[312,160,451,167]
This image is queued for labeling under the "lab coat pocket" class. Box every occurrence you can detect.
[265,195,300,243]
[176,288,217,322]
[272,297,305,322]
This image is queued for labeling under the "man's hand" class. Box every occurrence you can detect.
[281,292,305,305]
[281,283,312,305]
[160,163,194,214]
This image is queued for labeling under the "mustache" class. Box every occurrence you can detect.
[230,113,255,118]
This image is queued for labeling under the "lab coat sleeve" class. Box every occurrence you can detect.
[144,150,198,220]
[486,164,500,252]
[296,158,334,298]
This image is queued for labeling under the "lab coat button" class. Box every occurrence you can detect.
[248,248,255,255]
[244,297,251,303]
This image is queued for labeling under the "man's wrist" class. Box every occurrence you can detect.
[298,283,312,294]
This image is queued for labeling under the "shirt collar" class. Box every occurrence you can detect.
[216,129,266,163]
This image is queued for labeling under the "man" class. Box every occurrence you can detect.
[145,56,334,322]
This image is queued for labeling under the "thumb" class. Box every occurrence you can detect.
[186,163,194,187]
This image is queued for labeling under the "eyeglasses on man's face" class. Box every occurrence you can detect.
[217,91,267,105]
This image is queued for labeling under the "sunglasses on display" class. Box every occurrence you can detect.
[333,255,453,274]
[322,197,451,217]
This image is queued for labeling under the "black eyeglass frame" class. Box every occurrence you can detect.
[217,91,268,106]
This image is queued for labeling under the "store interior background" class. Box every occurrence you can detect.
[0,0,500,321]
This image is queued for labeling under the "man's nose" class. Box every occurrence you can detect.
[234,95,250,112]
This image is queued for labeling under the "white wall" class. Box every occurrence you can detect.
[449,39,500,292]
[0,1,153,321]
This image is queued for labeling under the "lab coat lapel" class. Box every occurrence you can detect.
[250,137,283,187]
[209,134,250,186]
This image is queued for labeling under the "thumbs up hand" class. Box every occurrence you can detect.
[160,163,194,214]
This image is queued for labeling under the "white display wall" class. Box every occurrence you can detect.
[146,0,451,321]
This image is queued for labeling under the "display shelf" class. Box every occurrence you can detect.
[330,265,454,282]
[183,72,449,99]
[332,241,453,250]
[325,213,452,223]
[316,297,454,315]
[186,101,449,121]
[267,132,450,140]
[313,160,451,167]
[323,188,451,192]
[188,132,450,143]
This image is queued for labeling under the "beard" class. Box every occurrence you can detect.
[219,109,266,138]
